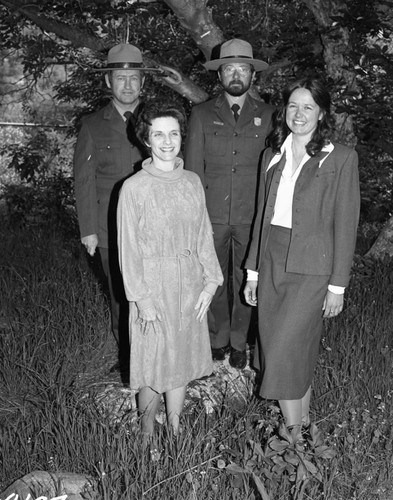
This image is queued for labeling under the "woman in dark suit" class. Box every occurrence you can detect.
[244,77,360,436]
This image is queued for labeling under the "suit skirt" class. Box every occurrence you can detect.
[255,225,329,400]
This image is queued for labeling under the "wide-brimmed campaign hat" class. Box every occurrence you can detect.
[204,39,268,72]
[95,43,162,72]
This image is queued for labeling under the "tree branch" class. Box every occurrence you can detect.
[163,0,224,59]
[0,0,106,51]
[0,0,210,103]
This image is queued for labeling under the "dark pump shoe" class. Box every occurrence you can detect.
[211,345,230,361]
[229,348,247,369]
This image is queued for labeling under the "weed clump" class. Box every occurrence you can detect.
[1,222,393,499]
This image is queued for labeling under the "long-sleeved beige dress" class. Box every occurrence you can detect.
[117,157,223,393]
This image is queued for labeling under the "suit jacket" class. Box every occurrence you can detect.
[245,142,360,287]
[73,101,145,248]
[184,93,275,225]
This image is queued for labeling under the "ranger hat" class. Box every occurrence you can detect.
[95,43,161,72]
[204,39,268,72]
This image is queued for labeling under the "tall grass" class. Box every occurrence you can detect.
[1,221,393,499]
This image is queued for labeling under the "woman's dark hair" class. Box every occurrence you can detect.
[268,77,334,156]
[136,101,187,146]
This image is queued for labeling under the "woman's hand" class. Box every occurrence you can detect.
[138,305,162,322]
[195,290,213,322]
[322,290,344,318]
[244,280,258,306]
[137,305,162,335]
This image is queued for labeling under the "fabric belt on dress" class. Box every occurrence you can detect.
[145,249,195,331]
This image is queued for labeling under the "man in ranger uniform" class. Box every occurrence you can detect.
[74,43,160,373]
[184,39,274,369]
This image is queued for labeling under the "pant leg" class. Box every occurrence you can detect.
[209,224,231,349]
[99,246,129,362]
[229,224,253,352]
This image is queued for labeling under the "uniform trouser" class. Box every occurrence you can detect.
[209,223,252,352]
[99,247,129,363]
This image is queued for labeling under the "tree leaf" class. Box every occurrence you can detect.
[226,461,247,474]
[251,472,271,500]
[303,459,318,475]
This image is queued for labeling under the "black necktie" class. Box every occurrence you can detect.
[124,111,135,128]
[231,104,240,122]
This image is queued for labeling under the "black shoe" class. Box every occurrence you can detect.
[229,348,247,369]
[211,345,230,361]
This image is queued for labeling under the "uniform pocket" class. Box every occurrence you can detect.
[205,127,228,157]
[96,142,123,176]
[242,131,264,161]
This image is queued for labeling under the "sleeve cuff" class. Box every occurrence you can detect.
[247,269,259,281]
[328,284,345,294]
[136,297,154,310]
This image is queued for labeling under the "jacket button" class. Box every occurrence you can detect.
[232,168,236,173]
[233,150,237,155]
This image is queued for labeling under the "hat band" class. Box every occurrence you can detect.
[220,54,253,60]
[106,62,144,69]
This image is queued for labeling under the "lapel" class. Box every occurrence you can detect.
[214,93,259,127]
[215,94,235,125]
[103,101,126,135]
[295,150,331,188]
[236,94,257,127]
[265,153,285,198]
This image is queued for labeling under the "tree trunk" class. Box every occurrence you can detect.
[366,215,393,258]
[301,0,358,147]
[163,0,224,60]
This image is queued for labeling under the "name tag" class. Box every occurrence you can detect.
[213,121,224,126]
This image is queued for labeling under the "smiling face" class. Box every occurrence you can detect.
[105,69,144,109]
[286,88,324,141]
[218,62,254,97]
[147,116,182,169]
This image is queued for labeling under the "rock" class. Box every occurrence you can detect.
[0,470,99,500]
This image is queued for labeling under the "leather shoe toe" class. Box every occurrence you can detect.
[229,349,247,370]
[211,345,230,361]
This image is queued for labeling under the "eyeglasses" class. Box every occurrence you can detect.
[221,65,252,76]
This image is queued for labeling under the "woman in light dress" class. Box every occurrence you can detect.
[117,102,223,436]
